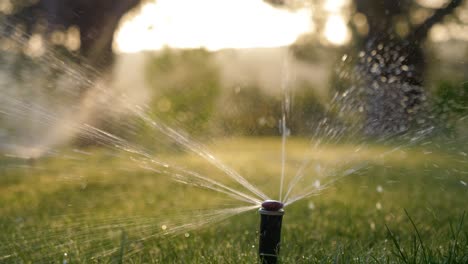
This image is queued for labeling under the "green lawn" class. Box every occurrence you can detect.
[0,137,467,263]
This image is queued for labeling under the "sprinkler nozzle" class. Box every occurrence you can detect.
[261,200,284,211]
[258,200,284,264]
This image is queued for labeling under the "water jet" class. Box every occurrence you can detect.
[258,200,284,264]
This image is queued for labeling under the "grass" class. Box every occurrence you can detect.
[0,137,467,263]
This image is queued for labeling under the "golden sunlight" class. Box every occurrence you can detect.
[324,14,350,45]
[324,0,349,12]
[114,0,313,53]
[416,0,450,9]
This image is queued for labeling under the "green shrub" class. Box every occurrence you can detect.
[145,48,221,136]
[216,85,281,136]
[433,80,468,134]
[216,83,327,136]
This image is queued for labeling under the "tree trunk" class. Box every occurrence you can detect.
[353,0,462,137]
[4,0,141,72]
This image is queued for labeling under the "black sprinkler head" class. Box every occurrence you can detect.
[261,200,284,211]
[258,200,284,264]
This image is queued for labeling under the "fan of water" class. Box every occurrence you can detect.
[0,22,467,262]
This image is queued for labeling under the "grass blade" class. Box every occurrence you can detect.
[385,224,408,263]
[404,209,428,264]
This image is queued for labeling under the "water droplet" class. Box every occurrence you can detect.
[376,185,383,193]
[376,202,382,210]
[184,233,190,238]
[258,117,267,126]
[252,245,255,248]
[314,180,321,188]
[388,76,398,83]
[308,201,315,210]
[161,225,167,230]
[370,63,380,73]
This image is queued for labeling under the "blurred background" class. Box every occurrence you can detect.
[0,0,467,150]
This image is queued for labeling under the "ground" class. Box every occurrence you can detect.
[0,137,467,263]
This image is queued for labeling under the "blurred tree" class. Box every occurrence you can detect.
[1,0,142,71]
[265,0,466,137]
[352,0,463,136]
[0,1,144,149]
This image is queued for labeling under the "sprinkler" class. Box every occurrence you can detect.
[258,200,284,264]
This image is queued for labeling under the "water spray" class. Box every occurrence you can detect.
[258,200,284,264]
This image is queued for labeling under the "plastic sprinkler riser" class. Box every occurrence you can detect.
[258,200,284,264]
